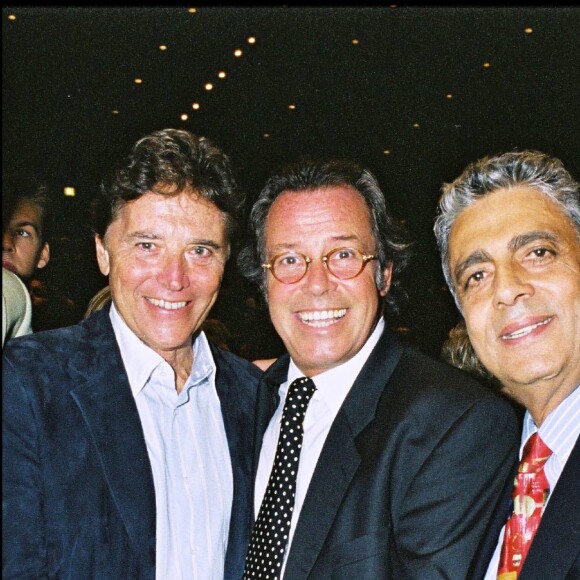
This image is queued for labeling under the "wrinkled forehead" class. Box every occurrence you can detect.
[105,188,229,247]
[449,186,579,264]
[110,187,222,223]
[265,186,374,240]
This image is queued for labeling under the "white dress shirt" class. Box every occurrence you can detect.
[484,384,580,579]
[254,317,385,578]
[110,304,233,580]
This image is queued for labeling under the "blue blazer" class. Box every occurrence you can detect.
[2,305,261,579]
[251,326,521,578]
[470,435,580,580]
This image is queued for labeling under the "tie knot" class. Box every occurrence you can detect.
[283,377,316,420]
[519,432,552,473]
[287,376,316,402]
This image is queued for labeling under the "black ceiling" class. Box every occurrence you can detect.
[3,5,579,355]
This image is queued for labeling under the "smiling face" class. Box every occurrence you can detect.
[2,199,50,281]
[95,189,228,361]
[449,186,580,416]
[264,186,392,377]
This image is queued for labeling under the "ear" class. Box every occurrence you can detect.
[379,262,393,297]
[36,242,50,269]
[95,235,110,276]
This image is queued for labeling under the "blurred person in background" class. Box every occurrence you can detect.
[2,171,80,330]
[2,171,51,283]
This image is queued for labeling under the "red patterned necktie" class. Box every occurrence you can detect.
[497,432,552,579]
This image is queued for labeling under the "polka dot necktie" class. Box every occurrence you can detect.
[243,376,317,580]
[497,432,552,579]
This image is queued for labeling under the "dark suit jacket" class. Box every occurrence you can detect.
[252,325,521,579]
[470,434,580,580]
[2,305,261,580]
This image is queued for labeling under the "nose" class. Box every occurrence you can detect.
[157,252,190,291]
[3,230,14,252]
[493,263,534,308]
[301,257,337,295]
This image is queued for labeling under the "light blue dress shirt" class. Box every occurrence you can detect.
[484,385,580,579]
[110,304,233,580]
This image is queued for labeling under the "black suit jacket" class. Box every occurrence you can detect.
[2,305,261,579]
[470,434,580,580]
[252,325,521,579]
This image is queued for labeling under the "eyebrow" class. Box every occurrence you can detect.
[126,232,223,249]
[507,230,559,253]
[127,232,160,240]
[267,235,361,254]
[10,220,39,232]
[453,230,561,283]
[454,250,491,283]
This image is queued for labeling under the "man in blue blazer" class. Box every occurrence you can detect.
[434,150,580,579]
[237,158,520,578]
[3,129,261,579]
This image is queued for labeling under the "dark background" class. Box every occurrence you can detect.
[3,6,579,359]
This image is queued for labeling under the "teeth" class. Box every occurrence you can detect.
[298,309,346,326]
[502,317,553,340]
[146,297,187,310]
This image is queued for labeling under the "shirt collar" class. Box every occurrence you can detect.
[109,302,215,396]
[522,384,580,464]
[286,317,385,415]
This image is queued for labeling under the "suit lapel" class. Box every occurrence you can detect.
[256,356,290,478]
[520,435,580,579]
[469,460,518,579]
[68,308,156,576]
[212,345,257,482]
[284,327,404,577]
[211,345,261,577]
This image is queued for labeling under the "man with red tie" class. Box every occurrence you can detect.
[434,149,580,579]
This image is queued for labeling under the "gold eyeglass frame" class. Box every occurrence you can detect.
[262,247,377,284]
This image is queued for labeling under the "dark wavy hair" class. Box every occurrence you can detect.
[91,129,244,247]
[238,157,412,314]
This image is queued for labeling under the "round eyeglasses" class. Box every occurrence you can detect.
[262,247,377,284]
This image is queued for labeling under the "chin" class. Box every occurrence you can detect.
[500,365,560,391]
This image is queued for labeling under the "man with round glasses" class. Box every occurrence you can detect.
[263,247,377,285]
[238,158,519,578]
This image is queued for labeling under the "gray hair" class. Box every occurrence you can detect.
[434,150,580,309]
